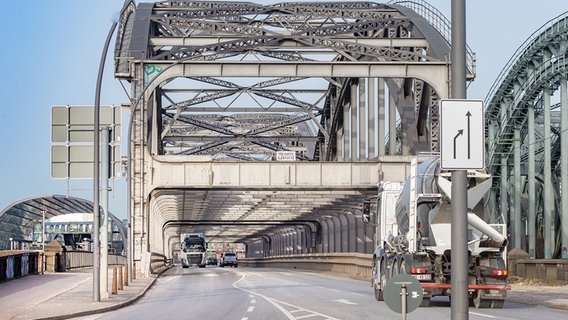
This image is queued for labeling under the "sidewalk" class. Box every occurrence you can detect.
[506,280,568,311]
[0,268,155,320]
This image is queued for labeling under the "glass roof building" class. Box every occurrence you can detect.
[0,195,125,251]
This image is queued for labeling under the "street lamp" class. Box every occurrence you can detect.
[93,20,118,302]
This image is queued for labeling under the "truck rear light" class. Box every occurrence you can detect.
[492,270,508,276]
[411,267,427,274]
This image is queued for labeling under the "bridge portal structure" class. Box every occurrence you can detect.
[113,0,461,275]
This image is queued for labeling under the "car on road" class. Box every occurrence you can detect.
[206,256,218,266]
[219,252,238,267]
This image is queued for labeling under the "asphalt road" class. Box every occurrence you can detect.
[77,265,567,320]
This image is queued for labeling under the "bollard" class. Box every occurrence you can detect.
[111,267,118,295]
[124,263,128,286]
[118,265,123,291]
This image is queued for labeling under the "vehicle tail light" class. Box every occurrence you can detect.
[411,267,427,274]
[492,270,508,276]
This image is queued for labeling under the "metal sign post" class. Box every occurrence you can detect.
[450,0,469,319]
[383,274,423,320]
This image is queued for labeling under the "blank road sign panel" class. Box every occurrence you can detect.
[50,105,122,179]
[439,99,485,170]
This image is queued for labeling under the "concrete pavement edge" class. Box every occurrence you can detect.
[39,276,157,320]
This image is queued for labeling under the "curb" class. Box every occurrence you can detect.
[37,276,157,320]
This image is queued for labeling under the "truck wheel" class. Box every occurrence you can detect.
[390,259,398,277]
[491,299,504,309]
[419,297,431,307]
[398,259,406,274]
[374,260,386,301]
[373,282,383,301]
[472,290,491,308]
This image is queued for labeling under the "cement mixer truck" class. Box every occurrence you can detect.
[362,157,509,308]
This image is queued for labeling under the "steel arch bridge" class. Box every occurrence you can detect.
[485,13,568,259]
[113,0,476,274]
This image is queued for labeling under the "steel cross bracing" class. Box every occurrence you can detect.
[116,1,454,161]
[114,1,458,262]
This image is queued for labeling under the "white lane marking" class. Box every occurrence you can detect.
[296,314,319,319]
[233,274,295,320]
[160,274,183,283]
[241,318,248,320]
[233,273,340,320]
[334,299,357,305]
[247,306,255,312]
[469,312,498,319]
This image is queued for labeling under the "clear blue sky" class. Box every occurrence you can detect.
[1,0,567,220]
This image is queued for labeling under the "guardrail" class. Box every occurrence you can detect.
[240,252,568,283]
[239,253,373,281]
[149,252,173,275]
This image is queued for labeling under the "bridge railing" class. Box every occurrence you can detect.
[239,253,373,281]
[0,251,41,282]
[65,251,126,270]
[240,252,567,283]
[149,252,173,275]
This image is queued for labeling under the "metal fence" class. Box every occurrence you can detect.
[65,251,126,269]
[0,251,41,281]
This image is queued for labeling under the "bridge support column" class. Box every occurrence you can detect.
[322,219,335,253]
[562,75,568,259]
[544,79,553,259]
[359,78,366,160]
[500,157,508,228]
[377,78,385,157]
[340,214,348,252]
[350,81,358,161]
[332,216,341,253]
[513,129,522,250]
[368,78,376,158]
[342,97,350,161]
[388,93,396,155]
[346,214,356,252]
[528,103,536,258]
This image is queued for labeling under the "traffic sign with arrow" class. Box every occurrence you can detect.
[439,99,485,170]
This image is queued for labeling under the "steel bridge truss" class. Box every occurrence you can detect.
[116,1,459,162]
[485,12,568,259]
[113,1,469,270]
